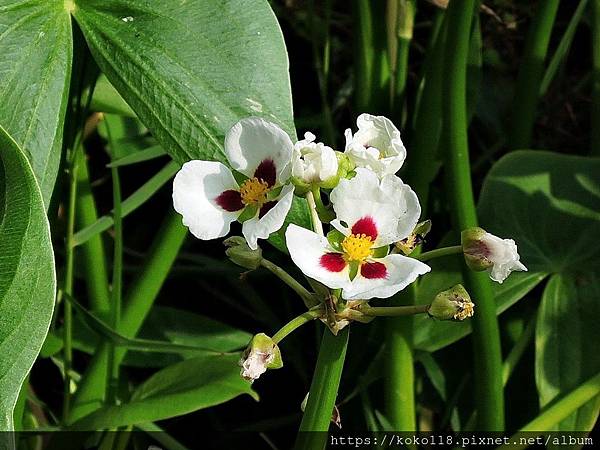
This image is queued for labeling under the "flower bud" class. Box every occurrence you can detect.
[239,333,283,382]
[461,227,527,283]
[428,284,474,321]
[224,236,262,270]
[319,152,356,189]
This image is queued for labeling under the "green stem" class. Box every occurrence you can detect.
[68,210,187,423]
[294,328,349,450]
[387,0,415,115]
[260,259,318,308]
[311,185,334,223]
[62,141,81,422]
[592,0,600,155]
[272,310,322,344]
[442,0,504,431]
[75,149,111,320]
[502,312,536,385]
[360,303,429,317]
[508,0,559,149]
[106,121,123,405]
[499,372,600,450]
[305,191,324,236]
[414,245,462,262]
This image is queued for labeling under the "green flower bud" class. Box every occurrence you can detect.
[224,236,262,270]
[239,333,283,382]
[461,227,494,272]
[428,284,475,321]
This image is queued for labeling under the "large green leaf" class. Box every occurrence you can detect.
[536,273,600,432]
[71,354,257,430]
[0,0,72,206]
[478,151,600,273]
[477,151,600,432]
[72,0,295,165]
[0,126,56,432]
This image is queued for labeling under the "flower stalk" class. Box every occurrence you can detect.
[272,309,322,344]
[413,245,462,262]
[259,258,318,308]
[359,303,429,317]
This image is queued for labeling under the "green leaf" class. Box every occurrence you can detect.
[0,126,56,431]
[70,354,257,430]
[90,74,136,117]
[72,0,295,165]
[268,196,312,253]
[478,151,600,273]
[535,273,600,433]
[0,0,72,206]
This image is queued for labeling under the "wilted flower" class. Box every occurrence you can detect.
[428,284,474,321]
[461,227,527,283]
[172,117,294,250]
[292,132,338,186]
[239,333,283,382]
[286,169,430,300]
[224,236,262,270]
[344,113,406,177]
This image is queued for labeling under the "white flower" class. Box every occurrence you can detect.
[286,169,430,300]
[344,113,407,177]
[172,117,294,250]
[292,132,338,184]
[462,227,528,283]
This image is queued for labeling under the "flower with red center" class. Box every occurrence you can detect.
[172,117,294,249]
[285,169,430,300]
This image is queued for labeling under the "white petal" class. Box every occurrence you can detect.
[225,117,293,183]
[330,168,420,246]
[344,113,407,177]
[172,161,241,240]
[285,224,351,290]
[242,184,295,250]
[342,254,431,300]
[484,235,528,283]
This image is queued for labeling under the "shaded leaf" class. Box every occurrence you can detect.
[71,354,257,430]
[0,126,56,432]
[0,0,72,206]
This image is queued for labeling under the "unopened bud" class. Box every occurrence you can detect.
[239,333,283,382]
[224,236,262,270]
[428,284,474,321]
[319,152,355,189]
[461,227,527,283]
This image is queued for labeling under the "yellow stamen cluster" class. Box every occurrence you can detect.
[240,177,269,205]
[341,233,374,262]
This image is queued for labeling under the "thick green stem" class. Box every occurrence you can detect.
[294,328,349,450]
[508,0,559,149]
[260,259,318,308]
[75,150,111,319]
[442,0,504,431]
[68,210,187,424]
[272,310,322,344]
[499,372,600,450]
[414,245,462,262]
[387,0,415,115]
[592,0,600,155]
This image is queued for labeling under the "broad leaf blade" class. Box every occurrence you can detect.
[72,0,295,165]
[0,126,56,432]
[0,0,72,206]
[536,273,600,433]
[71,354,257,430]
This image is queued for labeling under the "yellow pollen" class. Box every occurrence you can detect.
[341,233,374,262]
[240,177,270,205]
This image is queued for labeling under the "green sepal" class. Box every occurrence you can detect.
[267,185,283,200]
[371,246,389,258]
[327,229,346,251]
[232,170,249,185]
[348,261,359,281]
[237,204,258,223]
[247,333,283,369]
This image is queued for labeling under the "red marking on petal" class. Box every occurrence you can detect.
[259,201,277,218]
[360,261,387,279]
[351,217,378,240]
[320,253,347,272]
[215,190,244,212]
[254,159,277,187]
